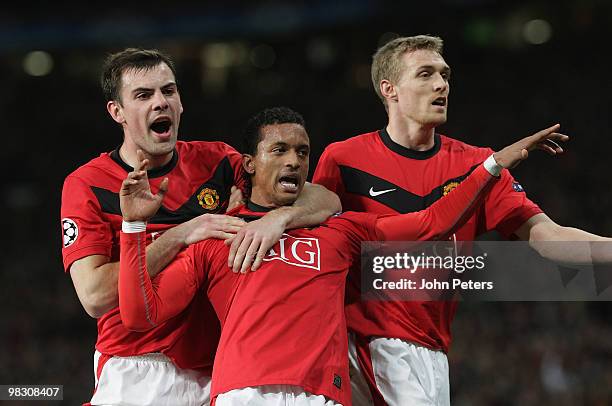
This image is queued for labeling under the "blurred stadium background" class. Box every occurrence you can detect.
[1,1,611,404]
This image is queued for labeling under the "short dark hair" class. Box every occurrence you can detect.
[243,107,306,155]
[101,48,177,103]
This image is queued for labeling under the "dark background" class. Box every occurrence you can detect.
[1,1,611,404]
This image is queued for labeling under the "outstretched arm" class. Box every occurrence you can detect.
[376,124,569,240]
[515,213,612,264]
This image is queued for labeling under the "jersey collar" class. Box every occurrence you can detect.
[246,200,274,213]
[227,201,273,222]
[378,128,441,160]
[110,146,179,178]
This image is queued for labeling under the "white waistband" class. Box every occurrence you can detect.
[113,352,172,362]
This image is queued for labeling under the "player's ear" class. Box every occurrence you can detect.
[380,79,397,103]
[107,100,126,124]
[242,154,255,174]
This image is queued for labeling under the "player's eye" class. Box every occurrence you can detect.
[418,71,431,78]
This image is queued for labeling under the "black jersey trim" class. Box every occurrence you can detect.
[234,201,272,222]
[246,200,274,213]
[91,156,236,224]
[378,128,441,160]
[110,147,179,178]
[339,163,480,213]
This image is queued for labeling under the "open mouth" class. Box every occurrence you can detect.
[278,174,300,193]
[432,97,447,107]
[150,117,172,135]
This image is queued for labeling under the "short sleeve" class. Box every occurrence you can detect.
[224,144,247,194]
[60,175,113,272]
[484,169,542,238]
[312,145,345,196]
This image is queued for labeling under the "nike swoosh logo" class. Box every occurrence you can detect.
[369,187,397,197]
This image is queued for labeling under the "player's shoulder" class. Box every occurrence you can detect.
[177,140,239,157]
[439,133,493,159]
[321,130,380,156]
[64,152,118,184]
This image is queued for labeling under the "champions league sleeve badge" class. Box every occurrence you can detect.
[512,181,525,192]
[62,218,79,247]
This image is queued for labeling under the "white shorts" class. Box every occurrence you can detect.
[215,385,341,406]
[90,351,211,406]
[348,335,450,406]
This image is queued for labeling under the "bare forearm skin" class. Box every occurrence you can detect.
[278,182,341,229]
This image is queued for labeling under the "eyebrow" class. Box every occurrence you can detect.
[270,141,310,150]
[131,82,177,94]
[417,64,451,74]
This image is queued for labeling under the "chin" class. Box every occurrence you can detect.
[151,141,177,155]
[427,116,447,127]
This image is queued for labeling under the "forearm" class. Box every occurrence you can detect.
[144,226,186,278]
[376,164,497,240]
[120,231,155,330]
[119,230,196,331]
[277,182,341,229]
[528,220,612,264]
[70,259,120,318]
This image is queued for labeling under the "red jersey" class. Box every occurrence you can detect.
[119,164,497,405]
[312,129,542,352]
[60,140,245,373]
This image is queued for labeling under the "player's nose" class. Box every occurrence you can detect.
[433,72,448,93]
[284,150,301,168]
[152,91,169,111]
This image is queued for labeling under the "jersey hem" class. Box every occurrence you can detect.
[213,379,345,405]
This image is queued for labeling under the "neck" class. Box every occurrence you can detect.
[119,141,173,170]
[249,191,281,210]
[386,113,436,151]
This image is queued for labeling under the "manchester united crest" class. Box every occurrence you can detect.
[442,181,460,196]
[197,187,219,210]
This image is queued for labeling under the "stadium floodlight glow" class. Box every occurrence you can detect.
[202,42,248,69]
[202,43,234,69]
[23,51,53,76]
[522,19,552,45]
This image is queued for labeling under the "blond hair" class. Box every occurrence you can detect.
[371,35,444,107]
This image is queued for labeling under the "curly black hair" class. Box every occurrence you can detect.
[243,107,306,156]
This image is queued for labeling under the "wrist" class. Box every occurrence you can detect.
[122,220,147,233]
[484,154,503,177]
[271,206,294,228]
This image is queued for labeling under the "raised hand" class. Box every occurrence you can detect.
[493,124,569,169]
[119,150,168,222]
[178,214,246,246]
[225,211,287,273]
